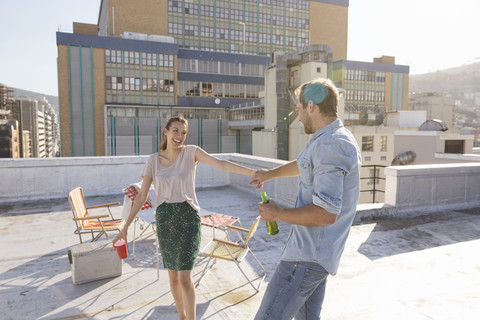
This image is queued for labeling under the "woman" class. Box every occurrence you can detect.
[112,116,255,320]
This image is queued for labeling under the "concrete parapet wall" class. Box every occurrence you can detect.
[4,155,478,219]
[0,156,149,203]
[383,163,480,214]
[0,154,299,206]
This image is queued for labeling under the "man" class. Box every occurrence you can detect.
[251,78,361,320]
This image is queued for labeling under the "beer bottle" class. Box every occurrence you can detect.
[260,192,279,235]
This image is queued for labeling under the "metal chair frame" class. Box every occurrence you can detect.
[196,216,266,292]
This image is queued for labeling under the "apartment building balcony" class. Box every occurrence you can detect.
[1,155,479,319]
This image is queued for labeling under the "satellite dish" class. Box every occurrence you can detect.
[215,98,221,105]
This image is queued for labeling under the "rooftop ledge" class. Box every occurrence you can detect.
[1,154,480,220]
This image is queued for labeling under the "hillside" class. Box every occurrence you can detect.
[409,62,480,101]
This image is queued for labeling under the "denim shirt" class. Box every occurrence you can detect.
[281,119,361,275]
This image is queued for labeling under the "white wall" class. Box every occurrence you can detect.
[0,154,298,207]
[252,131,277,159]
[4,155,480,220]
[0,155,230,203]
[386,111,426,127]
[384,162,480,213]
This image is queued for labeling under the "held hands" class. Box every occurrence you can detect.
[258,198,279,222]
[249,169,270,189]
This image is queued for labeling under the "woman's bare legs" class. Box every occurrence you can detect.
[168,269,196,320]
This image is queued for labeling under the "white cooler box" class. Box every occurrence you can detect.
[68,240,122,284]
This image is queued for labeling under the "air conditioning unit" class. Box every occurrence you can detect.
[122,32,148,40]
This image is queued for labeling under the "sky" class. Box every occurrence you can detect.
[0,0,479,97]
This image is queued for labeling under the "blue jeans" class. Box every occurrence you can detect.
[255,260,329,320]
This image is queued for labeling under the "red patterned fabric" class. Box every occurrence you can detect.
[201,213,239,230]
[122,186,152,210]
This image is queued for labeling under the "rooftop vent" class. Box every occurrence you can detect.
[419,119,448,131]
[391,151,416,165]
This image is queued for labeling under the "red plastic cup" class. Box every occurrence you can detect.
[114,239,128,259]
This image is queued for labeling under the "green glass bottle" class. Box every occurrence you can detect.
[260,192,279,235]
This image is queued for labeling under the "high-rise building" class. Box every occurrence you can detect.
[332,55,410,126]
[56,0,350,156]
[11,98,59,158]
[97,0,348,60]
[16,99,39,157]
[0,120,20,158]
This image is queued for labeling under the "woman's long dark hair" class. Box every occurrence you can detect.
[160,116,189,151]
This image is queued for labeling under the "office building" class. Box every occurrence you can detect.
[97,0,348,60]
[11,98,59,158]
[332,55,410,126]
[56,0,349,156]
[0,84,59,158]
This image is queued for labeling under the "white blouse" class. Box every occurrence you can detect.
[141,145,199,212]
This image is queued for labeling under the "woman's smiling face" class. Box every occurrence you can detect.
[164,121,188,149]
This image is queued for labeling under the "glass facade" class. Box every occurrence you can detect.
[105,49,175,105]
[177,57,265,99]
[178,58,265,76]
[106,106,230,156]
[177,81,262,99]
[168,0,310,54]
[343,69,386,106]
[229,104,264,121]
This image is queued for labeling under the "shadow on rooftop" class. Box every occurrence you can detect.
[0,195,123,217]
[357,207,480,260]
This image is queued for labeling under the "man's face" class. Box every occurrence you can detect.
[296,100,314,134]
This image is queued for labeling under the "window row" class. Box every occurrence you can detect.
[170,23,307,42]
[345,69,386,82]
[178,58,266,76]
[106,76,174,93]
[105,50,174,67]
[361,135,388,152]
[345,90,385,103]
[107,107,227,121]
[229,106,264,121]
[168,1,309,27]
[178,81,262,99]
[344,81,385,92]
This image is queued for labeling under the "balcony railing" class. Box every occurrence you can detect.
[360,164,386,203]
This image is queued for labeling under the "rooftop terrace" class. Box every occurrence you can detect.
[1,155,479,319]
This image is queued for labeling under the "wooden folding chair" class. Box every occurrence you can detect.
[68,187,124,243]
[196,216,266,292]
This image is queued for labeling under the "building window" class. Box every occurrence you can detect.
[106,76,123,90]
[380,136,387,152]
[445,140,464,153]
[380,156,387,161]
[362,136,374,152]
[105,49,122,64]
[364,156,371,162]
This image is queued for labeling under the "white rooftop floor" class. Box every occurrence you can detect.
[1,186,479,319]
